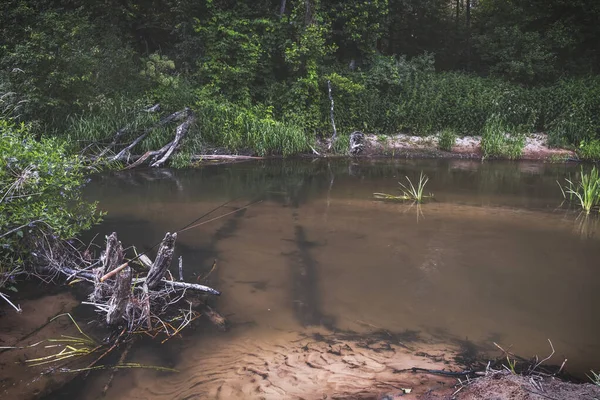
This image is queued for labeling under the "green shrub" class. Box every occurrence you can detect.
[438,129,457,151]
[481,116,525,159]
[0,120,102,288]
[578,140,600,161]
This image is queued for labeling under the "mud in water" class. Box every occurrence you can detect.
[30,159,600,398]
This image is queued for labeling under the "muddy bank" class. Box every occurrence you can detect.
[190,133,576,166]
[360,133,575,161]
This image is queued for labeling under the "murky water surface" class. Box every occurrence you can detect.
[67,159,600,397]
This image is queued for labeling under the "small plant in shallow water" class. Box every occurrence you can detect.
[558,166,600,214]
[374,172,433,203]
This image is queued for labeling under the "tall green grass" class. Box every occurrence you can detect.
[192,99,312,157]
[438,128,457,152]
[316,59,600,148]
[559,166,600,214]
[481,116,526,159]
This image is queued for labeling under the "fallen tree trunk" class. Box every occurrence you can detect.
[151,115,194,167]
[191,155,264,161]
[111,108,190,162]
[56,266,221,296]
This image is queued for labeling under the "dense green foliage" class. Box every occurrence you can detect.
[0,120,101,287]
[1,0,600,159]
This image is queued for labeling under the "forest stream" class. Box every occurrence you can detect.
[2,158,600,400]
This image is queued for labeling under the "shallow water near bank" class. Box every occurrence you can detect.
[48,159,600,398]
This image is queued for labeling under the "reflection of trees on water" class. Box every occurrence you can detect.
[87,159,581,211]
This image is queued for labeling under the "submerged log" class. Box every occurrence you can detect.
[202,304,228,331]
[191,155,264,161]
[146,233,177,290]
[160,279,221,296]
[106,266,132,325]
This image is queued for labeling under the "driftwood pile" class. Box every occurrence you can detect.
[103,106,195,169]
[52,231,224,337]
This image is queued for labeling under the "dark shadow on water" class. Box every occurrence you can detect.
[288,225,335,328]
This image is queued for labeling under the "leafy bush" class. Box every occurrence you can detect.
[544,78,600,147]
[578,140,600,161]
[481,116,525,159]
[0,120,102,287]
[438,129,457,151]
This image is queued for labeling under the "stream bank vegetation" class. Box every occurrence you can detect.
[2,0,600,165]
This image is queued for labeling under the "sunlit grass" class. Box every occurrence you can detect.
[374,172,433,203]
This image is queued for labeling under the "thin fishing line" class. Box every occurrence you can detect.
[124,197,248,266]
[178,199,262,234]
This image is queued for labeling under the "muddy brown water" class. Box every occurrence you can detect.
[44,159,600,399]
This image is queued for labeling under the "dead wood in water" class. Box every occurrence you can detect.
[146,233,177,290]
[39,231,221,338]
[106,266,132,325]
[102,232,123,274]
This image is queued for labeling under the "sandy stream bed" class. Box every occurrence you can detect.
[2,294,599,400]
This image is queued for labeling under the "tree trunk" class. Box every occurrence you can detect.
[279,0,287,17]
[456,0,460,25]
[305,0,312,25]
[327,80,338,150]
[145,232,177,290]
[466,0,471,70]
[106,266,132,325]
[102,232,123,274]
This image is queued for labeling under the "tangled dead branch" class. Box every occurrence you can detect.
[88,106,194,168]
[33,231,222,339]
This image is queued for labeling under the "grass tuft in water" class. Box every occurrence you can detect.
[374,172,433,203]
[559,166,600,214]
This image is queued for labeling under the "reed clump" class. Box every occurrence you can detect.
[558,166,600,214]
[374,172,433,203]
